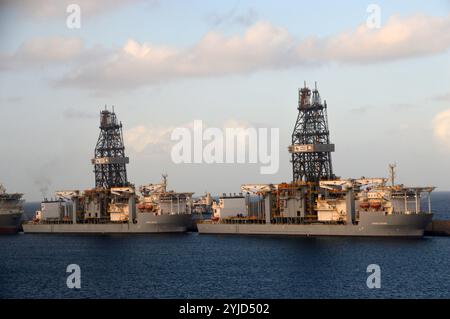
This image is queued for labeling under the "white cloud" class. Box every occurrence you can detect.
[222,119,254,130]
[124,124,176,154]
[53,22,295,90]
[433,109,450,149]
[298,14,450,63]
[58,13,450,91]
[125,119,257,155]
[0,36,83,70]
[2,13,450,91]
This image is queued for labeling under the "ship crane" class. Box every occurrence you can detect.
[240,184,277,224]
[240,184,276,195]
[319,178,387,191]
[140,174,168,196]
[139,184,166,196]
[54,190,81,224]
[55,190,81,200]
[109,186,136,223]
[318,178,386,225]
[355,178,387,187]
[110,187,135,196]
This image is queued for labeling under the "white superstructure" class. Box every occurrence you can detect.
[212,194,246,219]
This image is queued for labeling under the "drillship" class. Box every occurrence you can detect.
[0,183,24,234]
[197,83,434,237]
[23,108,193,234]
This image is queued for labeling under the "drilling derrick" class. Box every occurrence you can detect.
[92,108,129,189]
[289,82,335,183]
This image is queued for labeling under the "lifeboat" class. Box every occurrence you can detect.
[370,201,382,209]
[137,203,145,210]
[359,202,370,209]
[144,203,153,210]
[278,183,290,189]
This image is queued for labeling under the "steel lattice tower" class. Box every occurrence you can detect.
[91,108,129,189]
[289,82,334,183]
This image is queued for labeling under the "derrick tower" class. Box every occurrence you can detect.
[91,108,129,189]
[289,82,334,183]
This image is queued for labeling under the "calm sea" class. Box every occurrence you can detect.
[1,192,449,299]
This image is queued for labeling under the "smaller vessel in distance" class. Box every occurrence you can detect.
[0,183,24,234]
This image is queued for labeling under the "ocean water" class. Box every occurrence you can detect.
[1,192,449,299]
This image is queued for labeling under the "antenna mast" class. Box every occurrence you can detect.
[389,163,397,187]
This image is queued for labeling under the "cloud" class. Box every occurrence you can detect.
[124,124,176,154]
[58,13,450,91]
[390,103,418,111]
[54,21,295,91]
[349,105,372,115]
[222,119,254,129]
[207,7,258,27]
[0,0,147,19]
[125,119,258,155]
[1,96,23,103]
[233,8,258,27]
[2,13,450,91]
[0,36,83,70]
[433,109,450,148]
[297,13,450,64]
[432,93,450,102]
[63,107,97,119]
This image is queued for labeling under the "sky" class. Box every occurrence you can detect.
[0,0,449,201]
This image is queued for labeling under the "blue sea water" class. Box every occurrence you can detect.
[1,192,450,299]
